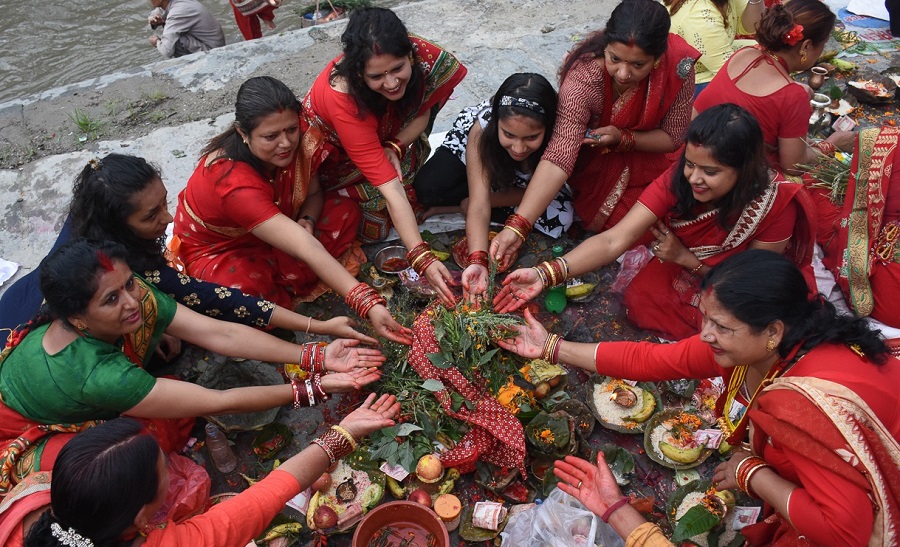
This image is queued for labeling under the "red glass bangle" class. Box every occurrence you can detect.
[467,250,489,268]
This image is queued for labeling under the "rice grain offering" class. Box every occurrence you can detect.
[587,377,658,434]
[673,490,738,547]
[644,410,714,469]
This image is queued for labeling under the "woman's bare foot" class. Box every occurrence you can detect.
[263,18,277,30]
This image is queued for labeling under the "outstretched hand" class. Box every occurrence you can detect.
[495,308,549,359]
[462,264,489,303]
[339,393,401,441]
[368,305,414,345]
[711,448,752,491]
[489,229,523,274]
[492,267,542,313]
[324,339,386,372]
[319,316,379,345]
[424,260,458,307]
[554,453,627,518]
[320,368,382,393]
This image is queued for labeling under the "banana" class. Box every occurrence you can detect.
[437,467,460,495]
[432,250,451,261]
[623,391,656,423]
[830,58,855,72]
[386,476,407,499]
[565,282,596,298]
[261,522,304,542]
[659,441,702,464]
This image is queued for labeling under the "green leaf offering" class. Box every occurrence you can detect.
[671,504,721,543]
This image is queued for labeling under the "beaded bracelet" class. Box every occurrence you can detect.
[615,129,636,152]
[406,242,439,276]
[383,138,405,160]
[332,425,358,452]
[346,283,387,319]
[467,250,489,268]
[689,261,704,276]
[311,426,357,466]
[503,213,533,242]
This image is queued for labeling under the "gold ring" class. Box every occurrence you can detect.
[653,245,660,253]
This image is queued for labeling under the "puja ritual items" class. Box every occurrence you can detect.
[373,245,409,274]
[472,501,508,531]
[668,480,742,545]
[434,494,462,532]
[587,376,661,434]
[352,500,450,547]
[807,66,828,90]
[307,457,385,534]
[644,409,716,469]
[846,68,895,104]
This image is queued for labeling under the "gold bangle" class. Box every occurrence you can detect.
[503,225,526,241]
[305,316,313,334]
[332,425,358,451]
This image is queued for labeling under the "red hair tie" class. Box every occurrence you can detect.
[783,24,804,46]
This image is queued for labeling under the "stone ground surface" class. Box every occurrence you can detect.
[0,0,614,290]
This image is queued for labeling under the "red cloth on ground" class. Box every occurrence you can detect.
[407,304,526,475]
[301,35,466,241]
[229,1,275,40]
[145,469,299,546]
[694,48,810,172]
[174,153,361,308]
[595,337,900,545]
[541,34,699,232]
[623,166,816,339]
[819,127,900,329]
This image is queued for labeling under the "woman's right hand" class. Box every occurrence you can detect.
[495,308,549,359]
[319,316,379,345]
[367,304,414,345]
[492,267,542,312]
[339,393,401,441]
[489,229,523,272]
[554,453,628,519]
[320,368,382,393]
[826,131,856,153]
[423,260,458,307]
[461,264,489,303]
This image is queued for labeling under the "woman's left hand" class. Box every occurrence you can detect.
[324,339,386,372]
[154,333,182,362]
[495,308,549,359]
[383,148,403,180]
[648,221,690,264]
[319,317,379,345]
[711,448,753,490]
[424,260,458,306]
[320,368,383,393]
[368,304,414,345]
[584,125,622,148]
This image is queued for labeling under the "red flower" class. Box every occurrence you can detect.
[783,24,804,46]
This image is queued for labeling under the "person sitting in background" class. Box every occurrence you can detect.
[0,239,383,495]
[494,105,816,341]
[229,0,281,41]
[500,250,900,545]
[147,0,225,58]
[692,0,853,173]
[665,0,762,96]
[19,397,398,546]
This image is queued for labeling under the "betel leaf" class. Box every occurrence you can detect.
[427,352,453,369]
[421,379,445,392]
[671,504,721,543]
[394,423,423,436]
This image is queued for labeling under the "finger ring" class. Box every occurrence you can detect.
[577,480,583,489]
[653,245,660,253]
[664,230,670,236]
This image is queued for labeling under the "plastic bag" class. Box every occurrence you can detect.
[500,488,624,547]
[610,246,653,294]
[150,452,211,525]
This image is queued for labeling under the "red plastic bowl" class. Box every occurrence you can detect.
[352,500,450,547]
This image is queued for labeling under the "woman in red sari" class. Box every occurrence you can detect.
[301,8,466,304]
[495,104,816,340]
[174,77,411,344]
[500,250,899,546]
[490,0,699,267]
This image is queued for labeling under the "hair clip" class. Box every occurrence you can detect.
[499,95,546,116]
[51,523,94,547]
[88,158,102,172]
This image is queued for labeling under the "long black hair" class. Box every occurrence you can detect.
[70,154,166,272]
[39,239,131,325]
[24,419,161,547]
[331,7,424,119]
[671,104,769,229]
[201,76,301,180]
[559,0,670,85]
[478,73,557,190]
[701,250,889,363]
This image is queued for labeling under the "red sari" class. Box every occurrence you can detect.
[595,338,900,545]
[301,35,467,242]
[542,34,699,232]
[819,127,900,330]
[173,132,362,309]
[624,167,817,339]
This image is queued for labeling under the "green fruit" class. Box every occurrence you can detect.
[623,391,656,423]
[565,282,596,298]
[433,250,451,261]
[718,440,734,455]
[715,489,736,508]
[660,441,702,464]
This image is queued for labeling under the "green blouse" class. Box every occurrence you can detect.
[0,278,176,424]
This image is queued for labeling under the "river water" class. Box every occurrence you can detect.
[0,0,403,104]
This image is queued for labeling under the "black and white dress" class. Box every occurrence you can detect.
[413,99,574,238]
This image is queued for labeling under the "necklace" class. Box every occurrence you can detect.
[754,45,790,75]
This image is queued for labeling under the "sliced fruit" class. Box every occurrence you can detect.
[623,390,656,423]
[659,441,702,464]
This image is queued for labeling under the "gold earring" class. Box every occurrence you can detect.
[799,50,808,64]
[766,339,776,352]
[653,59,661,69]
